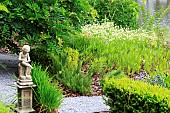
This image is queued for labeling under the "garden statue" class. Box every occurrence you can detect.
[18,45,33,81]
[16,45,36,113]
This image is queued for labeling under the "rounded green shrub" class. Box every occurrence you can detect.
[90,0,140,28]
[103,77,170,112]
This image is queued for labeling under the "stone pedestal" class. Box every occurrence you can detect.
[15,81,36,113]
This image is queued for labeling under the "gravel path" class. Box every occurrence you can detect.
[59,96,110,113]
[0,54,18,104]
[0,68,17,104]
[0,53,110,113]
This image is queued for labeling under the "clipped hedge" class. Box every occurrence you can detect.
[103,77,170,112]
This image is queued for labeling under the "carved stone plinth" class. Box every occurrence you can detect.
[17,80,34,86]
[15,82,36,113]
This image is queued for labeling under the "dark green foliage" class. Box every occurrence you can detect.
[57,0,94,30]
[103,77,170,112]
[89,0,140,28]
[31,64,63,112]
[30,47,52,68]
[0,0,94,54]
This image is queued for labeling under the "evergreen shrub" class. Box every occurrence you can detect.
[103,77,170,112]
[0,0,95,63]
[89,0,140,28]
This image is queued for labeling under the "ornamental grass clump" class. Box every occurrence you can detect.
[31,64,63,112]
[103,77,170,112]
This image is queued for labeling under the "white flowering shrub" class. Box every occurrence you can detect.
[82,22,157,43]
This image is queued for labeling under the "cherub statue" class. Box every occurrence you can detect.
[18,45,33,81]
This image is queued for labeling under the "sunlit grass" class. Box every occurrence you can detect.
[78,22,170,76]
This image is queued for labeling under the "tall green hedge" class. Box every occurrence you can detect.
[103,77,170,112]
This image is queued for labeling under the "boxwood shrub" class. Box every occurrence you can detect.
[103,77,170,112]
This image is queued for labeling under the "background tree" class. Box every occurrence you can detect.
[0,0,95,52]
[89,0,140,28]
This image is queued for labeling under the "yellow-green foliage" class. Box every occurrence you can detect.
[0,102,11,113]
[103,77,170,112]
[64,47,79,70]
[52,47,92,95]
[0,4,9,13]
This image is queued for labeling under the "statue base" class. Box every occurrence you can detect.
[17,79,34,86]
[15,81,36,113]
[15,108,35,113]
